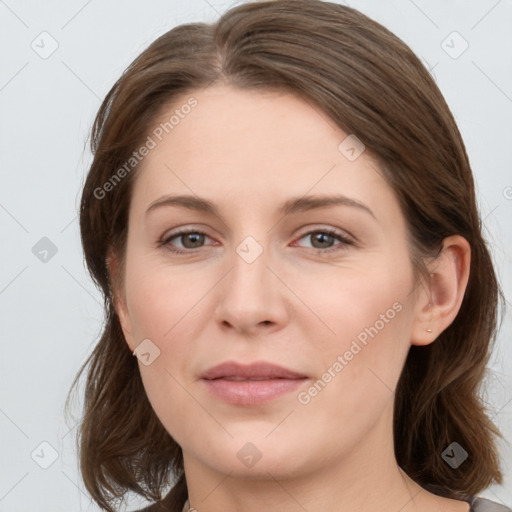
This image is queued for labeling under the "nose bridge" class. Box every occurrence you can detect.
[228,234,271,297]
[214,232,286,332]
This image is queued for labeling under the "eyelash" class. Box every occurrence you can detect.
[159,228,354,255]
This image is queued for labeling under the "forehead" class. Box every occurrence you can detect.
[130,84,399,222]
[148,84,342,166]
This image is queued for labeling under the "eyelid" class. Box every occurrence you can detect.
[294,225,355,243]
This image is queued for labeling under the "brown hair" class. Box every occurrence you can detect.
[66,0,504,510]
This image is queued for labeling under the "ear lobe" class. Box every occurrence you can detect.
[106,250,136,351]
[410,235,471,346]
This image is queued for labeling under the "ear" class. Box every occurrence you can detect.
[106,250,137,352]
[410,235,471,346]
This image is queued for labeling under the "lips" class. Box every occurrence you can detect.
[200,361,308,406]
[200,361,307,380]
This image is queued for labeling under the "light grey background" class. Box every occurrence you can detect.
[0,0,511,510]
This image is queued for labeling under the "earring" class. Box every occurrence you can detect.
[426,328,433,333]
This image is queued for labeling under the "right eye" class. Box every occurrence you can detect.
[160,229,215,253]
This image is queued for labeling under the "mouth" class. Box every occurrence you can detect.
[200,361,309,405]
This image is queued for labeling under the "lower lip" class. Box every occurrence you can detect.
[202,378,307,405]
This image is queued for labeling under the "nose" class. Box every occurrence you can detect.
[213,239,290,336]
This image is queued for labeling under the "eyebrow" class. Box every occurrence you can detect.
[145,193,376,220]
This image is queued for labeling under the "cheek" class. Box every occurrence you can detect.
[295,253,413,346]
[295,256,415,399]
[289,277,414,459]
[123,269,202,442]
[122,257,218,440]
[123,251,208,346]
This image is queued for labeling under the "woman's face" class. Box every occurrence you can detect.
[114,84,426,480]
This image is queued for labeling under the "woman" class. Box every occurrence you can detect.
[68,1,511,511]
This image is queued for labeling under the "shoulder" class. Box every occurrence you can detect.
[470,497,512,512]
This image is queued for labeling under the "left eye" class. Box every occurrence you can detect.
[294,229,353,252]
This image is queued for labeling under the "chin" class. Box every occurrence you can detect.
[185,431,315,480]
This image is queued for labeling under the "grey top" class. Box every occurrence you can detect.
[471,497,512,512]
[133,496,512,511]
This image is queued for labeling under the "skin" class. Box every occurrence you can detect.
[111,84,471,512]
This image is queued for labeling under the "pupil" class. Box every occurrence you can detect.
[183,233,204,248]
[313,233,332,248]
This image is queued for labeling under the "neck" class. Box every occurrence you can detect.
[184,460,420,512]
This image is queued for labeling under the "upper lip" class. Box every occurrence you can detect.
[201,361,307,380]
